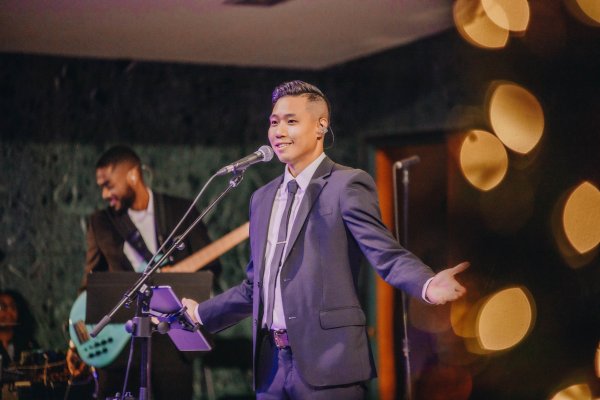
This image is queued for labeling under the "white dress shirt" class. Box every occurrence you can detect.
[124,189,158,272]
[262,153,328,329]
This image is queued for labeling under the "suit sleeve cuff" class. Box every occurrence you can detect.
[422,277,435,304]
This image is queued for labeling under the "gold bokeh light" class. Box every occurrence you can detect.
[565,0,600,26]
[550,383,593,400]
[488,82,544,154]
[481,0,530,32]
[562,181,600,254]
[596,341,600,378]
[453,0,509,49]
[577,0,600,23]
[459,130,508,191]
[476,286,535,352]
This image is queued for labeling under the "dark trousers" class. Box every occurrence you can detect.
[256,332,366,400]
[97,334,194,400]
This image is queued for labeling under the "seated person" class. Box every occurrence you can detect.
[0,289,38,368]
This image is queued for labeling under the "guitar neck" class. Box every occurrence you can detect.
[168,222,249,273]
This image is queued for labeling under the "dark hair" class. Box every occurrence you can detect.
[271,80,331,119]
[95,145,141,170]
[0,289,37,345]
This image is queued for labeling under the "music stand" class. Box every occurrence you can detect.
[85,271,214,399]
[87,172,245,400]
[86,271,213,324]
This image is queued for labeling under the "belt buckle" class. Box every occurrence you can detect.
[272,329,289,349]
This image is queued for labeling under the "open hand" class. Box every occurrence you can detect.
[425,261,470,305]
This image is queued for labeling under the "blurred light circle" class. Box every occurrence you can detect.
[450,297,475,338]
[459,130,508,191]
[576,0,600,24]
[488,82,544,154]
[476,287,535,351]
[562,181,600,254]
[481,0,530,32]
[565,0,600,27]
[550,383,592,400]
[453,0,509,49]
[596,342,600,378]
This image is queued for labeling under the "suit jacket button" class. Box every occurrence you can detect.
[257,281,262,288]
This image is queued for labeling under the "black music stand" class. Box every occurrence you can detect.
[86,271,214,399]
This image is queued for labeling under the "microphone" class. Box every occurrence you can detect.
[394,155,420,169]
[216,145,274,176]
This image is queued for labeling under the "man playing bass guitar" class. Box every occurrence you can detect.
[70,145,221,400]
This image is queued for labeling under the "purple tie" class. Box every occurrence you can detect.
[265,180,298,329]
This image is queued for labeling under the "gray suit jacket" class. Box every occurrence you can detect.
[197,157,434,387]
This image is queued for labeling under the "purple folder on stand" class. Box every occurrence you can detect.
[149,285,212,352]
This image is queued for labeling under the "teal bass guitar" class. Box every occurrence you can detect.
[67,221,250,367]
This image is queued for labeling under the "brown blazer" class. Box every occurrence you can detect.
[82,192,220,288]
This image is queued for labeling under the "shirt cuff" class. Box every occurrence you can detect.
[194,304,204,325]
[422,277,435,304]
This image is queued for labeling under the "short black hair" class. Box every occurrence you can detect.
[271,80,331,119]
[95,145,141,170]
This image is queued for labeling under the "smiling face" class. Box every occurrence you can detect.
[268,95,328,176]
[96,163,136,212]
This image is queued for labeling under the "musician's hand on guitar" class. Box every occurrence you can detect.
[182,298,200,324]
[66,345,87,379]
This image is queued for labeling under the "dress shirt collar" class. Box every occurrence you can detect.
[282,153,327,193]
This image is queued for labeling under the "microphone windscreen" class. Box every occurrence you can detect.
[258,145,274,162]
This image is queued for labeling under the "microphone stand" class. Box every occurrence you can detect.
[90,172,246,400]
[393,162,415,400]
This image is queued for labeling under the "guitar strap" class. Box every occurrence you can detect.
[154,192,168,249]
[104,208,154,265]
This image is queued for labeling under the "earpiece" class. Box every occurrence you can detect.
[317,118,329,138]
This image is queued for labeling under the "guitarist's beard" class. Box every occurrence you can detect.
[110,187,135,214]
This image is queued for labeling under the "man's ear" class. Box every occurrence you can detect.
[127,168,140,186]
[317,118,329,137]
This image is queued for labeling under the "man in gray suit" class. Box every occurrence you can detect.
[183,81,468,399]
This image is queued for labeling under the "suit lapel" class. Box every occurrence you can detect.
[282,157,334,263]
